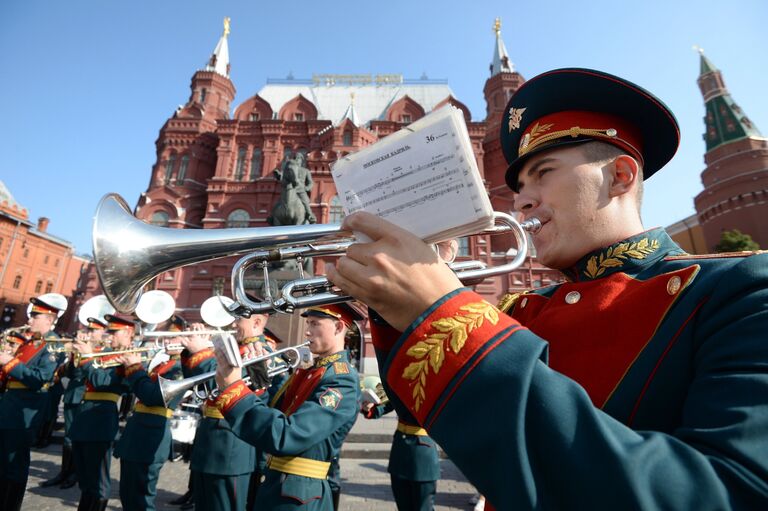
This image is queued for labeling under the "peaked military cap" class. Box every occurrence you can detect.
[301,302,365,327]
[86,317,108,330]
[29,297,64,316]
[501,68,680,192]
[263,327,283,345]
[167,314,189,332]
[104,313,136,332]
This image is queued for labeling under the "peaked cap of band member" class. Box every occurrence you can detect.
[86,317,108,330]
[29,297,65,316]
[263,327,283,344]
[103,313,136,332]
[6,331,27,344]
[501,68,680,192]
[167,314,189,332]
[301,302,365,327]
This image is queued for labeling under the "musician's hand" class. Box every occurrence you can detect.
[0,352,14,365]
[241,341,264,361]
[118,353,142,367]
[76,331,89,341]
[183,323,211,353]
[165,336,184,356]
[214,343,241,390]
[325,212,463,331]
[73,340,93,354]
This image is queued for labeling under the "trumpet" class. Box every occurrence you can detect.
[157,342,310,406]
[142,329,235,339]
[77,347,158,368]
[93,194,541,315]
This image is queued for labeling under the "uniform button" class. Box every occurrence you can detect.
[667,276,682,295]
[520,297,528,308]
[565,291,581,304]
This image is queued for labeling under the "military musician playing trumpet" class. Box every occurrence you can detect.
[113,315,191,511]
[40,316,109,491]
[212,303,363,511]
[0,296,66,510]
[69,313,135,511]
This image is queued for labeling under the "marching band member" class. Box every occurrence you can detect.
[0,296,65,510]
[70,313,134,511]
[114,316,187,511]
[361,398,440,511]
[189,313,269,511]
[40,316,109,490]
[326,68,768,509]
[212,303,363,510]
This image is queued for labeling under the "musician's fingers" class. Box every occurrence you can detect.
[434,239,459,263]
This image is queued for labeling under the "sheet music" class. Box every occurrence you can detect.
[332,106,493,243]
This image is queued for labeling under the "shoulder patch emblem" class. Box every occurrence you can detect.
[333,362,349,374]
[318,388,343,410]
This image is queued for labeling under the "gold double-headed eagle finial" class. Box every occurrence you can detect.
[493,17,501,36]
[223,17,231,37]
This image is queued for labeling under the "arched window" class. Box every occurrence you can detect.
[12,275,21,289]
[235,147,247,181]
[343,131,352,146]
[150,211,170,227]
[200,88,207,103]
[227,209,250,228]
[177,155,189,185]
[329,196,344,224]
[35,280,43,293]
[45,282,53,293]
[164,154,176,184]
[250,149,262,181]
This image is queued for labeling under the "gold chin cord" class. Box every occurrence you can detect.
[92,193,541,317]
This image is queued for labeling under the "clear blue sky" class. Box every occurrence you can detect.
[2,0,766,255]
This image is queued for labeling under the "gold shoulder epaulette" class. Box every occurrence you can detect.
[497,292,528,314]
[333,361,350,375]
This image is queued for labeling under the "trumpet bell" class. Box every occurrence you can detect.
[200,296,237,327]
[135,290,176,324]
[93,193,349,313]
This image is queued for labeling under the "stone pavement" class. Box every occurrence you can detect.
[23,414,479,510]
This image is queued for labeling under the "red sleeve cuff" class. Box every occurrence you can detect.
[215,380,253,415]
[386,290,521,425]
[124,363,144,377]
[3,358,20,374]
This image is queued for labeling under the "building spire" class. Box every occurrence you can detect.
[205,17,231,78]
[338,92,360,126]
[490,17,514,76]
[696,47,762,152]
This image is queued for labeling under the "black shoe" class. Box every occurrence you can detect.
[39,472,66,487]
[60,472,78,489]
[180,501,194,510]
[168,490,193,505]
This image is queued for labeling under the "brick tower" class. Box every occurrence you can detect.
[693,49,768,250]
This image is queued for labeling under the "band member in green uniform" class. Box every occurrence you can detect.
[0,296,65,510]
[41,317,108,490]
[361,399,440,510]
[115,330,186,511]
[212,303,363,511]
[70,314,134,511]
[190,313,269,511]
[326,68,768,509]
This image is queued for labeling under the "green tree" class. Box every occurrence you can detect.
[714,229,760,253]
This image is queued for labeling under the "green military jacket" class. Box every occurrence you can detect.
[114,356,184,464]
[69,348,130,443]
[217,350,360,509]
[366,401,440,482]
[0,336,58,429]
[373,229,768,510]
